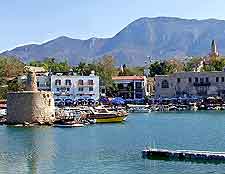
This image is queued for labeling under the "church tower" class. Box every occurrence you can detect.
[210,40,219,57]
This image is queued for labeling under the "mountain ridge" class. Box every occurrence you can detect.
[2,17,225,65]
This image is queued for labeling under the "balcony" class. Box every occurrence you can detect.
[54,91,72,96]
[77,82,95,87]
[193,82,211,87]
[135,89,144,93]
[117,87,134,92]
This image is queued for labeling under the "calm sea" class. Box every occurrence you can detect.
[0,111,225,174]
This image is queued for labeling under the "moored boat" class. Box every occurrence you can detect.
[54,123,84,128]
[127,104,151,113]
[89,107,127,123]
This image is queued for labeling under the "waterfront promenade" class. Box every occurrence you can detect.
[0,111,225,173]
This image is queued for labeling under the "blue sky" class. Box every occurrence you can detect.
[1,0,225,52]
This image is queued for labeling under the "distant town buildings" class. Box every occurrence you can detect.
[19,39,223,101]
[155,71,225,98]
[112,76,149,99]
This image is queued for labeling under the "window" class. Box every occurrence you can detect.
[205,77,209,83]
[78,87,83,91]
[55,79,61,86]
[67,88,70,92]
[222,77,225,82]
[88,80,94,85]
[177,78,181,83]
[78,80,83,85]
[161,80,169,88]
[216,77,219,82]
[135,82,142,88]
[37,81,40,87]
[89,87,93,91]
[101,89,106,93]
[65,79,71,86]
[195,77,198,83]
[200,78,204,83]
[57,88,60,91]
[188,78,192,83]
[118,83,124,89]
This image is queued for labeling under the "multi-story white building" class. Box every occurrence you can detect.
[50,71,100,101]
[36,73,51,91]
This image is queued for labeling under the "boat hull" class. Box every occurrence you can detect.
[94,116,126,123]
[54,124,84,128]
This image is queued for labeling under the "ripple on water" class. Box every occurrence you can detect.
[1,112,225,173]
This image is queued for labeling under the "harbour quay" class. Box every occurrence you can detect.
[142,148,225,163]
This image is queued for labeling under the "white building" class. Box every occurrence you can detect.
[51,71,100,101]
[36,73,51,91]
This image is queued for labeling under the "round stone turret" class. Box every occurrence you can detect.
[25,71,38,91]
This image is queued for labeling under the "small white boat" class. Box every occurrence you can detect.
[54,123,84,128]
[127,104,151,113]
[0,109,6,116]
[190,103,198,111]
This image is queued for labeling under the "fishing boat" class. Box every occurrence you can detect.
[89,106,127,123]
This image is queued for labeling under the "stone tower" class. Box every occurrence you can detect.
[26,71,38,91]
[7,69,55,125]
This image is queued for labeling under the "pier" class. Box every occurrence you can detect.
[142,148,225,163]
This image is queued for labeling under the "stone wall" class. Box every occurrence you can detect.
[7,91,55,124]
[155,71,225,98]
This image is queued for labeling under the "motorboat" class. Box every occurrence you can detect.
[88,106,128,123]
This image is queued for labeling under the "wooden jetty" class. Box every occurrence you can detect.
[142,148,225,163]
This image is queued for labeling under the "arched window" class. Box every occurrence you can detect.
[161,80,169,88]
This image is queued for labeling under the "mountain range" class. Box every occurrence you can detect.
[1,17,225,66]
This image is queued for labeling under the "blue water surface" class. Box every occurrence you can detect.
[0,111,225,174]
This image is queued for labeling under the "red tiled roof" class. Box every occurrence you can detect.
[112,76,145,81]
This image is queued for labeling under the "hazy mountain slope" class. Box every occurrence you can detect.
[2,17,225,65]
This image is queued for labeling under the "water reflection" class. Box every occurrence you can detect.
[0,126,56,174]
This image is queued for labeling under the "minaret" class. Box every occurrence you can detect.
[210,40,219,57]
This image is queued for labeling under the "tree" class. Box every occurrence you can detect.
[148,61,166,77]
[0,56,25,99]
[164,59,184,74]
[203,57,225,71]
[184,57,203,71]
[29,58,71,72]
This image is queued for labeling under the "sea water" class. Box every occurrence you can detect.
[0,111,225,173]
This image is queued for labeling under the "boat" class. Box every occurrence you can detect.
[190,102,198,111]
[0,109,7,117]
[54,123,84,128]
[127,104,151,113]
[54,120,84,128]
[89,106,127,123]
